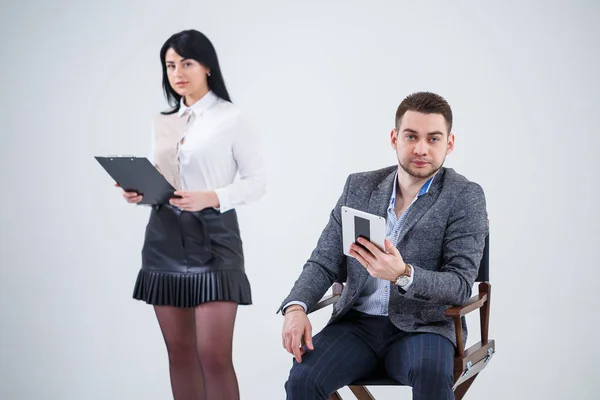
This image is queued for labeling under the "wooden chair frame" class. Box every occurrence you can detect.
[308,236,494,400]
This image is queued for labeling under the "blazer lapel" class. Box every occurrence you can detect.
[368,169,396,217]
[394,194,436,244]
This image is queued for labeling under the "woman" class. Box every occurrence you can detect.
[120,29,266,400]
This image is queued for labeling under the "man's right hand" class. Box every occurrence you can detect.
[282,305,314,363]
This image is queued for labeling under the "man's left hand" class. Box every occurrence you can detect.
[169,191,219,212]
[350,238,406,281]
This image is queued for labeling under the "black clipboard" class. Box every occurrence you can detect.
[95,156,180,205]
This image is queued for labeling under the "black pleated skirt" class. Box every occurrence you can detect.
[132,205,252,308]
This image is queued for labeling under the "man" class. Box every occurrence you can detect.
[279,92,488,399]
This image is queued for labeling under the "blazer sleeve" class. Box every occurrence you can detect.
[398,182,489,306]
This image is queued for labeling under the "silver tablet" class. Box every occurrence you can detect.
[341,206,387,257]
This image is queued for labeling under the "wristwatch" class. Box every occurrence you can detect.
[393,263,413,287]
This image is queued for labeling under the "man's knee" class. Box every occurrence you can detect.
[411,355,453,387]
[285,361,326,398]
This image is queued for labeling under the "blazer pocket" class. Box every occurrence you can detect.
[414,292,431,301]
[419,306,446,323]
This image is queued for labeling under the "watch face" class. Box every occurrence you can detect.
[396,276,410,287]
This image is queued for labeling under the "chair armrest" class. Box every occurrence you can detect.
[445,293,488,318]
[308,294,340,314]
[306,282,344,315]
[446,282,492,358]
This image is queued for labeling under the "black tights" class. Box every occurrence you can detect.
[154,301,239,400]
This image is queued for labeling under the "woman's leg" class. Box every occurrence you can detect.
[154,305,205,400]
[194,301,239,400]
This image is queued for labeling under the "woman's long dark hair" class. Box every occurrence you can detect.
[160,30,231,115]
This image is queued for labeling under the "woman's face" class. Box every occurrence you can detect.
[165,47,210,101]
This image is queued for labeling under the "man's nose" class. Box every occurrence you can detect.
[414,139,428,155]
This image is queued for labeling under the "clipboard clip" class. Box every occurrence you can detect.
[106,154,136,160]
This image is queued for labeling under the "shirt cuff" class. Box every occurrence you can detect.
[214,187,231,213]
[282,301,308,315]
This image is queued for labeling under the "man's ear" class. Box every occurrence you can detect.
[390,128,398,149]
[446,132,455,155]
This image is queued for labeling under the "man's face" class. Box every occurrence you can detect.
[391,110,455,179]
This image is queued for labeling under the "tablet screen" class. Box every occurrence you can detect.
[354,215,371,249]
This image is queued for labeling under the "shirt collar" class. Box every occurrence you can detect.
[177,90,218,118]
[390,170,438,208]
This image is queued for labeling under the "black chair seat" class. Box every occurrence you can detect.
[351,377,401,386]
[350,365,402,386]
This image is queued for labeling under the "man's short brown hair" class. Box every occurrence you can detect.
[395,92,453,133]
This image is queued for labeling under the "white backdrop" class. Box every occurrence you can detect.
[1,1,599,399]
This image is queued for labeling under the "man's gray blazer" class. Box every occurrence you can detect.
[279,166,489,346]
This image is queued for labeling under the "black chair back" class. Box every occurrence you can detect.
[475,234,490,282]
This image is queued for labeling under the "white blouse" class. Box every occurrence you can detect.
[150,91,266,213]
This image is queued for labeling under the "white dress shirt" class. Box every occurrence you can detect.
[150,91,266,213]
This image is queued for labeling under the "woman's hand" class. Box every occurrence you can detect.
[169,191,219,212]
[116,183,143,204]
